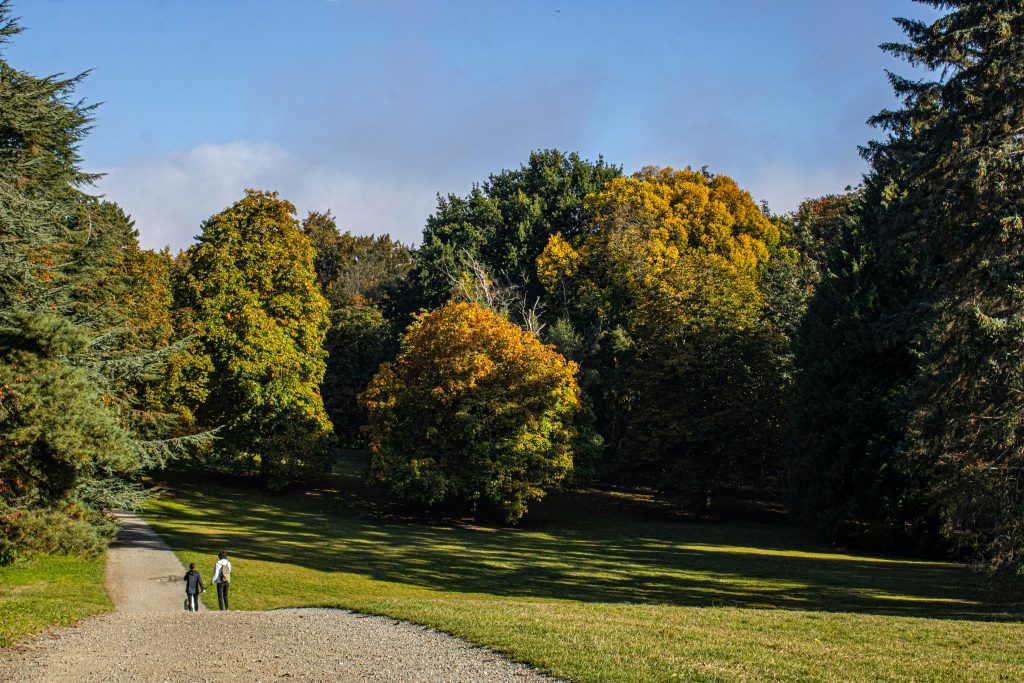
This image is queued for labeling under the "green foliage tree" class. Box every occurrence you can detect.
[789,190,938,551]
[868,1,1024,576]
[0,4,185,561]
[174,190,332,486]
[416,149,620,308]
[361,301,581,523]
[300,211,413,445]
[301,211,415,318]
[322,305,393,446]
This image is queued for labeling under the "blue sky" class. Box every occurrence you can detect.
[7,0,937,250]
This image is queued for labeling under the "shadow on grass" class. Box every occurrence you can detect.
[147,456,1023,623]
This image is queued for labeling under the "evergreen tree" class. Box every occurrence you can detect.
[416,149,620,308]
[790,190,938,550]
[0,3,183,560]
[867,0,1024,576]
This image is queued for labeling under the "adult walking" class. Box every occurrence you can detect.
[212,551,232,610]
[183,563,205,612]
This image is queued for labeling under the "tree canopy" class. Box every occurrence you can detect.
[173,190,332,486]
[361,301,581,523]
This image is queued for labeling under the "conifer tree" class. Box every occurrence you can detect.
[866,0,1024,576]
[0,3,182,559]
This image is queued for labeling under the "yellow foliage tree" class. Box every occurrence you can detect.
[537,167,790,504]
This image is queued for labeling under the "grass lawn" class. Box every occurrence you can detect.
[145,455,1024,682]
[0,554,111,647]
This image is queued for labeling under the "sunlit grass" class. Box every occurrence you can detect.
[0,554,111,647]
[145,455,1024,682]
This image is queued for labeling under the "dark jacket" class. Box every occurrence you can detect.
[184,569,205,595]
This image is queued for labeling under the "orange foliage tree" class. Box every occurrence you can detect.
[361,301,581,523]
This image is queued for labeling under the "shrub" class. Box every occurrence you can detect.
[1,505,116,565]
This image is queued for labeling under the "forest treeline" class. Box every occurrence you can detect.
[1,0,1022,580]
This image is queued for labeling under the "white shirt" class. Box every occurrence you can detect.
[212,558,232,583]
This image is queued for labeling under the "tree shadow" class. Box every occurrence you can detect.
[147,464,1023,623]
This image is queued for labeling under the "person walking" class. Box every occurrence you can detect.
[212,551,232,610]
[183,563,205,612]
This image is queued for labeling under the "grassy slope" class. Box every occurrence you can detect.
[145,458,1024,683]
[0,554,111,647]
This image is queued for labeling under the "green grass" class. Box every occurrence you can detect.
[145,456,1024,682]
[0,553,112,647]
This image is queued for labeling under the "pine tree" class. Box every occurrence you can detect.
[867,1,1024,576]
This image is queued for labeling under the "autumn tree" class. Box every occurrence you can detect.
[361,302,582,522]
[174,191,332,486]
[538,167,794,504]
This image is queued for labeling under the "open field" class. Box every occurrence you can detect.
[144,456,1024,683]
[0,554,111,647]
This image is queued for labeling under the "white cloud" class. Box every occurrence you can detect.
[93,141,437,252]
[93,142,869,255]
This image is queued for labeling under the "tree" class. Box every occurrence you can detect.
[301,211,415,318]
[867,1,1024,576]
[536,167,793,504]
[174,190,332,486]
[300,211,414,445]
[321,305,394,446]
[789,190,938,551]
[416,149,620,308]
[361,301,582,523]
[0,3,182,561]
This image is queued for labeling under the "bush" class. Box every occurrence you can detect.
[361,302,582,523]
[0,505,116,565]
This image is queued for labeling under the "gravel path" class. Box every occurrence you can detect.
[0,514,559,682]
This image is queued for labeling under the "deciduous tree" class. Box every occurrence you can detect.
[361,302,581,522]
[174,190,332,486]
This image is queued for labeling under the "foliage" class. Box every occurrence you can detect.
[322,305,394,446]
[301,210,415,319]
[789,190,938,551]
[300,211,414,445]
[866,0,1024,577]
[0,4,184,562]
[173,190,332,486]
[538,167,793,502]
[361,302,581,522]
[416,149,620,308]
[792,2,1024,572]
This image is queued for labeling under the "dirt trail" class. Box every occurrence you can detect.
[0,514,557,682]
[105,510,200,612]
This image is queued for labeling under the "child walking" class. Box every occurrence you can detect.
[183,563,205,612]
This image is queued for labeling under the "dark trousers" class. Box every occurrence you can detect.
[217,581,230,610]
[186,592,200,612]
